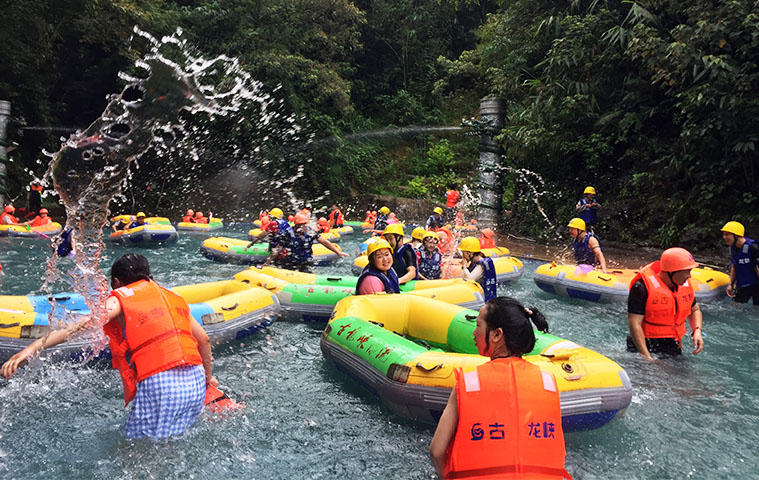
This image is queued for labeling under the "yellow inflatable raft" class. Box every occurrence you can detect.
[110,215,171,225]
[533,263,729,303]
[321,294,632,431]
[0,280,280,363]
[108,224,179,245]
[0,222,63,238]
[177,220,223,233]
[247,227,341,243]
[351,249,523,285]
[234,266,486,321]
[201,236,341,265]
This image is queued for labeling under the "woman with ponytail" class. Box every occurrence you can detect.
[430,297,571,479]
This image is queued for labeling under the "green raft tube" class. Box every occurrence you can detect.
[320,294,632,432]
[233,266,486,321]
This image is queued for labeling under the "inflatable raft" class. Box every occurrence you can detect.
[0,280,280,363]
[0,222,63,238]
[109,224,178,245]
[533,263,729,303]
[111,215,171,226]
[201,236,342,265]
[334,226,354,236]
[234,266,485,322]
[351,249,523,286]
[247,228,341,243]
[177,219,223,233]
[321,294,632,431]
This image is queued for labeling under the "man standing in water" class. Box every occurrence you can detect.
[627,247,704,360]
[576,186,600,230]
[1,254,216,439]
[720,221,759,305]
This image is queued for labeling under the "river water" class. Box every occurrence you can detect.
[0,225,757,479]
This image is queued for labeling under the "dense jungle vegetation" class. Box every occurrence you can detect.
[1,0,757,249]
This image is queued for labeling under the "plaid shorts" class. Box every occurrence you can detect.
[124,364,206,440]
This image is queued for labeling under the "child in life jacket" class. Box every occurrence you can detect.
[418,231,443,280]
[1,254,217,440]
[30,208,52,227]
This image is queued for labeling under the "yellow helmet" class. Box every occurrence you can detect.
[379,206,390,215]
[433,207,443,215]
[411,227,427,240]
[459,236,481,253]
[382,224,404,237]
[136,212,146,217]
[584,186,596,195]
[721,221,745,237]
[269,208,284,219]
[567,218,586,231]
[423,230,439,241]
[366,238,393,256]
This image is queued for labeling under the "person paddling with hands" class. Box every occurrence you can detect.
[2,254,217,440]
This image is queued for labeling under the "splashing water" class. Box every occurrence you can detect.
[39,26,305,343]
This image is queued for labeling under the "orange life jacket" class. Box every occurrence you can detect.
[182,215,192,222]
[31,216,51,227]
[328,209,344,227]
[446,189,460,208]
[435,227,454,254]
[479,236,495,249]
[630,261,694,340]
[444,358,570,480]
[1,213,18,224]
[104,280,203,405]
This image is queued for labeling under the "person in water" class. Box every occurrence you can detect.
[1,253,216,440]
[26,182,44,219]
[410,227,426,251]
[720,221,759,305]
[373,206,390,232]
[568,217,609,274]
[627,247,704,360]
[1,205,24,225]
[194,211,208,224]
[55,226,76,258]
[327,204,344,229]
[356,238,400,294]
[426,207,445,230]
[418,231,442,280]
[382,224,418,284]
[430,297,570,479]
[183,209,195,223]
[126,212,147,229]
[246,207,292,260]
[268,213,348,272]
[459,236,497,301]
[444,184,460,221]
[479,228,496,249]
[576,186,600,230]
[29,208,52,227]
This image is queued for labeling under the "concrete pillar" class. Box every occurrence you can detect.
[0,101,9,207]
[477,97,506,229]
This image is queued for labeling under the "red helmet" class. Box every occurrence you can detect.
[187,209,194,216]
[288,214,294,222]
[196,211,203,217]
[317,217,328,225]
[39,208,48,214]
[660,247,698,272]
[293,213,309,225]
[4,205,14,213]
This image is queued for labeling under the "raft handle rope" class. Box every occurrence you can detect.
[221,303,239,311]
[415,362,443,373]
[368,320,385,328]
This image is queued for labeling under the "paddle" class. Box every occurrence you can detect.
[25,224,52,240]
[204,384,244,414]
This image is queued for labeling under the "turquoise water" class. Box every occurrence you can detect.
[1,226,757,479]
